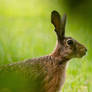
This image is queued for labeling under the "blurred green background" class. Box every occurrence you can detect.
[0,0,92,92]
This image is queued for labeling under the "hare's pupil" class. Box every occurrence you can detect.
[67,39,73,45]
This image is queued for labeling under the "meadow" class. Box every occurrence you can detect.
[0,0,92,92]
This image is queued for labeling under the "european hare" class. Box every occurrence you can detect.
[0,10,87,92]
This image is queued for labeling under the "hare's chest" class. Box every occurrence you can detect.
[44,65,66,92]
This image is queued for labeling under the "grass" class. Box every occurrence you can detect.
[0,0,92,92]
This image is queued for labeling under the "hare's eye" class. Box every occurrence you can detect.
[67,39,73,46]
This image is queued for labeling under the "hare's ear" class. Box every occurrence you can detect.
[51,10,67,41]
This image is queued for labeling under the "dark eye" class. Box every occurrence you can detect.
[67,39,73,45]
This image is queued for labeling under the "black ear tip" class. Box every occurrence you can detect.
[52,10,58,14]
[51,10,60,16]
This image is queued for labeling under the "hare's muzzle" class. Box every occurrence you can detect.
[79,47,87,57]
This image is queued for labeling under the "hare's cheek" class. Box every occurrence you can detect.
[65,49,73,57]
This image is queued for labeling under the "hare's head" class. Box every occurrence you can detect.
[51,11,87,60]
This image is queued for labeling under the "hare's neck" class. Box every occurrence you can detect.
[50,42,62,57]
[50,42,70,63]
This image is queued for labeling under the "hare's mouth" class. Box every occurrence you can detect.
[79,51,87,58]
[81,52,86,57]
[77,49,87,58]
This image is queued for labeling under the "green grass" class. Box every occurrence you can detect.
[0,0,92,92]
